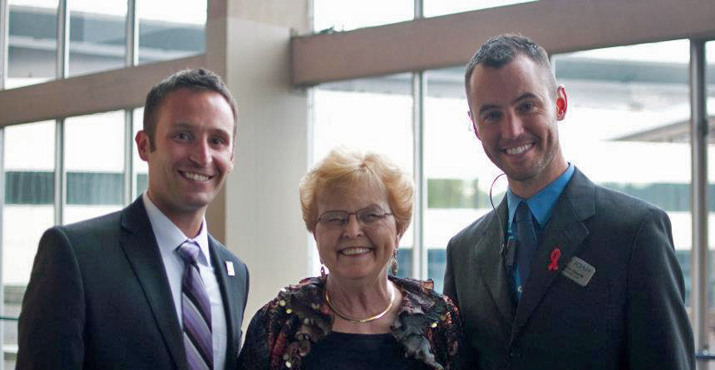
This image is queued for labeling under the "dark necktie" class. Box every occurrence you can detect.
[178,241,214,370]
[516,201,538,288]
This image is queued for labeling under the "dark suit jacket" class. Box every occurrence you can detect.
[16,197,249,370]
[444,168,694,369]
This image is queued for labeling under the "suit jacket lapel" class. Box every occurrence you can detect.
[476,199,516,324]
[510,169,596,343]
[119,198,188,370]
[208,236,241,368]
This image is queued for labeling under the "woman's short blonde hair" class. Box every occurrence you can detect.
[299,148,414,236]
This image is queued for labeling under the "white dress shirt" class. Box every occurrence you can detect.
[142,193,228,370]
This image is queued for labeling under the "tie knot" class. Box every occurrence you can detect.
[515,201,533,223]
[178,241,201,264]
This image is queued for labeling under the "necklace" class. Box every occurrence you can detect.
[325,282,396,324]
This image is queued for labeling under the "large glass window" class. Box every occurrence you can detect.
[312,74,414,276]
[424,67,503,292]
[137,0,206,65]
[63,111,125,224]
[554,40,692,298]
[68,0,127,76]
[313,0,413,33]
[2,120,56,366]
[6,0,58,88]
[3,121,55,285]
[424,0,536,18]
[6,0,208,84]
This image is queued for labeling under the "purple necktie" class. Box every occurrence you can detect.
[178,241,213,370]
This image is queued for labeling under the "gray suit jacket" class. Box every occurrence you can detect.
[444,168,694,369]
[17,197,249,370]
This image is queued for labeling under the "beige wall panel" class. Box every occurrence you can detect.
[206,0,229,79]
[228,0,310,32]
[0,55,205,127]
[204,0,311,243]
[223,14,310,327]
[292,0,715,85]
[204,0,230,243]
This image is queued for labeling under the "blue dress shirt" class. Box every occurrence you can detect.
[506,163,575,298]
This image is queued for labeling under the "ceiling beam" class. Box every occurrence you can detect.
[291,0,715,86]
[0,54,205,127]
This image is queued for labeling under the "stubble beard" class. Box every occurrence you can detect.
[485,133,561,187]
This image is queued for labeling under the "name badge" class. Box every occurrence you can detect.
[225,261,235,276]
[562,256,595,287]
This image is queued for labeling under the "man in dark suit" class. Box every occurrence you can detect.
[17,68,249,370]
[443,34,694,369]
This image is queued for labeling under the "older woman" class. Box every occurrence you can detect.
[237,148,465,370]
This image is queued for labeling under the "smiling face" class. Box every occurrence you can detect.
[467,54,568,198]
[314,181,399,283]
[136,88,235,226]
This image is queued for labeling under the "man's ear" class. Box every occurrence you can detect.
[136,131,150,161]
[468,110,481,140]
[555,85,568,121]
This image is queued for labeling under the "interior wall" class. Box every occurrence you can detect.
[223,0,311,325]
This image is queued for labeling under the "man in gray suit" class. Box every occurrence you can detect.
[17,68,249,370]
[443,34,694,369]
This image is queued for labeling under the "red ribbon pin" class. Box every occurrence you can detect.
[548,247,561,271]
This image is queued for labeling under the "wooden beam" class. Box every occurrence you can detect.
[291,0,715,86]
[0,55,205,127]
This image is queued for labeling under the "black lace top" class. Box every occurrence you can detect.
[303,332,422,370]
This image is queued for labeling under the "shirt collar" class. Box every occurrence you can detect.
[142,192,212,267]
[507,163,575,229]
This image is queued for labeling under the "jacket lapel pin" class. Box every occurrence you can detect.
[225,261,235,276]
[548,247,561,272]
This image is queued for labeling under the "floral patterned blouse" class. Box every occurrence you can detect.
[237,275,467,370]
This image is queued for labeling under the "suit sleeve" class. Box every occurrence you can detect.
[626,209,695,369]
[243,262,250,312]
[443,238,458,306]
[17,227,86,370]
[238,261,250,351]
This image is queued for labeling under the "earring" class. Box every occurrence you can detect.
[320,265,327,279]
[391,251,398,276]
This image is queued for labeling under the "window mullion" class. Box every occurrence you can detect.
[412,71,427,280]
[1,0,8,89]
[124,111,134,204]
[54,119,65,225]
[126,0,137,67]
[689,38,709,362]
[57,0,68,79]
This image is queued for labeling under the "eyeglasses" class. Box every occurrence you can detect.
[317,206,393,228]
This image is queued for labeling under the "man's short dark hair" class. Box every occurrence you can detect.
[464,34,555,98]
[143,68,238,150]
